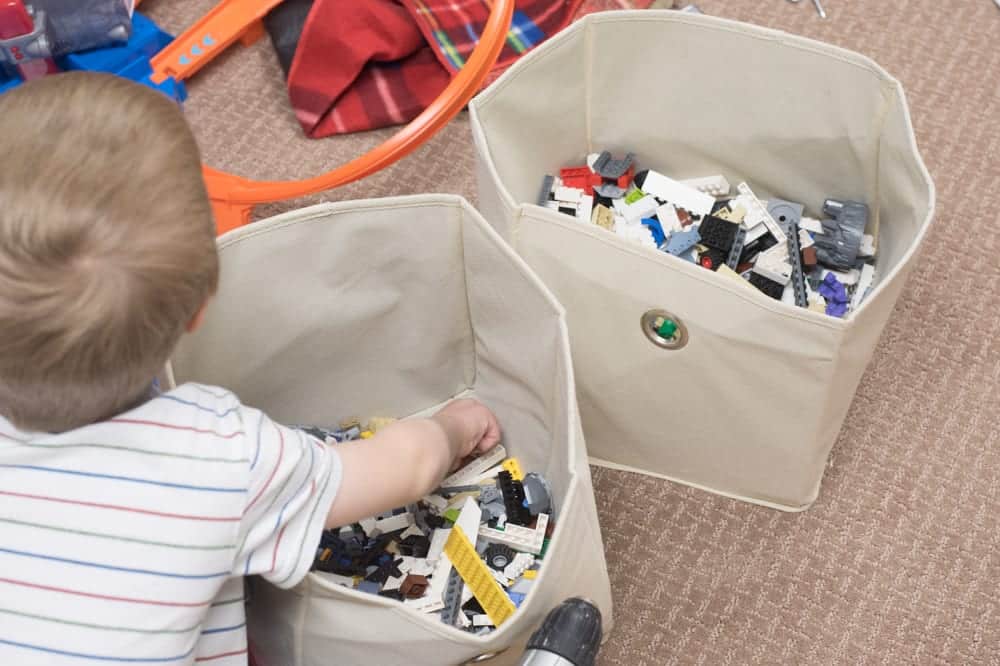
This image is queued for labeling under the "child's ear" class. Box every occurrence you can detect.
[186,299,211,333]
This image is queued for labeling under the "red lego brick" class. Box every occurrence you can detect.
[559,165,601,195]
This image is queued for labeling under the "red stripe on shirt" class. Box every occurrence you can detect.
[196,648,249,662]
[0,489,241,522]
[109,418,244,439]
[244,424,284,515]
[0,576,213,607]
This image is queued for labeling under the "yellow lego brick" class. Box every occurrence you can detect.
[501,458,524,481]
[360,430,374,439]
[445,526,516,627]
[522,570,537,580]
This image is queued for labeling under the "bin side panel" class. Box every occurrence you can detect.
[519,209,845,509]
[172,201,476,430]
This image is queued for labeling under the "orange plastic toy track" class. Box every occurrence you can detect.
[148,0,281,85]
[146,0,515,234]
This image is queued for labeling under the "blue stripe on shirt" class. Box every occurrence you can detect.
[0,546,228,579]
[156,395,240,418]
[0,636,195,662]
[0,464,245,493]
[244,429,315,574]
[200,622,246,636]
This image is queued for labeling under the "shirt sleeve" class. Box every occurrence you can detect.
[231,406,342,588]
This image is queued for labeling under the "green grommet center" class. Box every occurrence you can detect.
[656,317,678,340]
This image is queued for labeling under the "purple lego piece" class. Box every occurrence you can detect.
[819,273,849,317]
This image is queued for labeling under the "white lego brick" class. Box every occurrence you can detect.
[752,246,792,285]
[656,202,683,233]
[743,221,768,245]
[586,153,601,171]
[441,445,507,487]
[426,528,450,563]
[736,182,786,244]
[358,517,377,536]
[406,549,453,613]
[640,170,715,215]
[409,559,436,577]
[316,572,356,588]
[678,174,731,198]
[503,552,535,581]
[622,194,659,223]
[454,497,482,548]
[823,268,860,286]
[470,464,505,484]
[613,218,657,249]
[373,511,414,535]
[383,574,405,592]
[800,216,824,235]
[554,186,583,204]
[576,194,593,223]
[781,283,796,305]
[543,200,560,211]
[799,228,815,249]
[479,513,549,555]
[457,610,472,629]
[399,525,424,540]
[491,568,511,588]
[423,494,448,512]
[851,264,876,312]
[859,234,876,258]
[473,614,495,627]
[612,198,628,216]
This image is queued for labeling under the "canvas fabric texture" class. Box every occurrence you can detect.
[469,11,935,510]
[170,195,613,666]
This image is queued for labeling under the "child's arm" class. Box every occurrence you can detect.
[324,399,500,529]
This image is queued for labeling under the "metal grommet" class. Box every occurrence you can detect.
[465,647,509,664]
[641,309,689,350]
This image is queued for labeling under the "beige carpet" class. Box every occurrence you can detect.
[144,0,1000,662]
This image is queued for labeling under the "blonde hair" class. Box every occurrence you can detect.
[0,72,218,432]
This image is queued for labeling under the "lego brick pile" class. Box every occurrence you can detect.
[540,152,877,318]
[299,418,554,634]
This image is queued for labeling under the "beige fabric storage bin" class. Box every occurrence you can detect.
[170,195,612,665]
[469,11,934,510]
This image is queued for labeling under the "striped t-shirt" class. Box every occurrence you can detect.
[0,382,341,665]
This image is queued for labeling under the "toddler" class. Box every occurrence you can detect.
[0,72,500,665]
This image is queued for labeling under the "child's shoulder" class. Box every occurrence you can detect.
[82,382,252,453]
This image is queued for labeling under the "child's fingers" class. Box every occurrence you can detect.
[476,410,502,453]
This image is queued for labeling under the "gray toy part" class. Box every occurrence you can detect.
[34,0,132,57]
[522,473,552,516]
[593,182,626,199]
[592,151,635,179]
[766,199,804,235]
[815,199,868,270]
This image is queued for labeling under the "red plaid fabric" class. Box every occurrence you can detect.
[288,0,653,138]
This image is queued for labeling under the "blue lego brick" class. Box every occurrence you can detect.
[56,12,185,103]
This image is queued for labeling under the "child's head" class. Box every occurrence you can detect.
[0,72,219,432]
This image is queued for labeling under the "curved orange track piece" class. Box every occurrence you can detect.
[152,0,515,235]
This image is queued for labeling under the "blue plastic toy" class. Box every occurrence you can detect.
[0,12,185,102]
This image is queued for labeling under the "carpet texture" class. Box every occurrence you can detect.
[144,0,1000,663]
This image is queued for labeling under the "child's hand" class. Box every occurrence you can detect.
[431,399,501,468]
